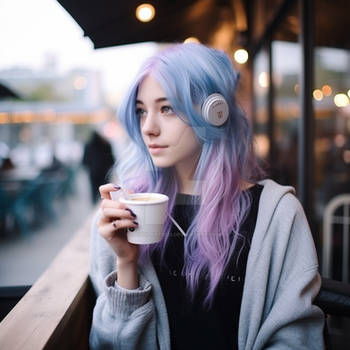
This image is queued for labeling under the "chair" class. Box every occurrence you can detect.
[322,194,350,282]
[315,278,350,350]
[0,179,43,236]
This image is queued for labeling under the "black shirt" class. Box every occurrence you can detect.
[151,184,263,350]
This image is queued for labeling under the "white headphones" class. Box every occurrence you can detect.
[201,93,229,126]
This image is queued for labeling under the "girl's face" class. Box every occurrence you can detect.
[136,75,201,172]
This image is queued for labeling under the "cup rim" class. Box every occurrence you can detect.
[119,192,169,205]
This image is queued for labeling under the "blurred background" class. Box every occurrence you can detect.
[0,0,349,291]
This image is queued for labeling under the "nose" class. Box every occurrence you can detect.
[141,110,160,137]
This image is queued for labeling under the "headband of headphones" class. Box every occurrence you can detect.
[201,93,229,126]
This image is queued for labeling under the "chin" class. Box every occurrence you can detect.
[151,158,174,168]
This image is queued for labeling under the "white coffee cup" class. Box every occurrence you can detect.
[119,193,169,244]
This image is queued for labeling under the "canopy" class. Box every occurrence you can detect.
[56,0,243,48]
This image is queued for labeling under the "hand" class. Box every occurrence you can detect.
[97,183,139,264]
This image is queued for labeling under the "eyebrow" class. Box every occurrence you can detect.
[135,97,168,104]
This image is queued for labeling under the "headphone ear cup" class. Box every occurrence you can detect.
[201,93,229,126]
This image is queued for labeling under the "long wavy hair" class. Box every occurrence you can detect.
[117,43,264,307]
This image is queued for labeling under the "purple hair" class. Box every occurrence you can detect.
[117,43,264,307]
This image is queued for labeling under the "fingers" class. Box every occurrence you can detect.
[102,207,137,222]
[98,199,137,225]
[99,183,121,200]
[111,219,138,232]
[98,184,139,243]
[99,219,138,241]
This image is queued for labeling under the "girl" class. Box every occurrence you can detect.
[89,43,324,349]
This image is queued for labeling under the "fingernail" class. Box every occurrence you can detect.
[133,221,138,226]
[129,227,135,232]
[113,185,121,190]
[126,208,136,217]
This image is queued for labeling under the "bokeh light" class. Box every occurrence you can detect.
[136,3,155,22]
[233,49,248,64]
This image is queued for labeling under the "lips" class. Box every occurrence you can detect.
[148,144,168,149]
[148,144,168,154]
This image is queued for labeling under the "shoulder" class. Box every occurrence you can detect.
[255,179,300,226]
[254,179,313,249]
[255,180,318,268]
[259,179,306,213]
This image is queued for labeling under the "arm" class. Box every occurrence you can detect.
[89,184,159,350]
[239,192,325,350]
[259,196,325,349]
[261,266,325,349]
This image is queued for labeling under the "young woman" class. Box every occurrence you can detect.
[89,43,325,350]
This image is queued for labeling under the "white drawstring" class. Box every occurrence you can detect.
[168,214,187,237]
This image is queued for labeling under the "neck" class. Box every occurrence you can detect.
[175,165,198,195]
[178,179,198,195]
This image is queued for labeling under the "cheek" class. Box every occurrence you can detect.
[169,122,193,144]
[173,127,201,154]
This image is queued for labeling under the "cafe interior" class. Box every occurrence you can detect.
[0,0,350,348]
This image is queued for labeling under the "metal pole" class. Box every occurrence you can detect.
[298,0,314,229]
[267,42,276,167]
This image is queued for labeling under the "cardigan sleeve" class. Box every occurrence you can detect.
[88,210,158,350]
[257,195,325,350]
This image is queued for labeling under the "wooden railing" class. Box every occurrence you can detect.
[0,219,95,350]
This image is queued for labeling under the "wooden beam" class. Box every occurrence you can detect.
[0,219,93,349]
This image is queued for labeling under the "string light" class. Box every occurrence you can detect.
[233,49,248,64]
[334,93,349,107]
[313,89,323,101]
[322,84,332,96]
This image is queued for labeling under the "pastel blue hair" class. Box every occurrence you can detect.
[117,43,263,307]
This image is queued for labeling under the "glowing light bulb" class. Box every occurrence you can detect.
[136,3,155,22]
[234,49,248,64]
[322,84,332,96]
[313,89,323,101]
[334,93,349,107]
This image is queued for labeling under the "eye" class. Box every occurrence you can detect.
[136,107,146,117]
[160,105,174,115]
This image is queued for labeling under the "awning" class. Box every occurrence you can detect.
[56,0,242,49]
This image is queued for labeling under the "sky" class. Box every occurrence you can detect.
[0,0,159,105]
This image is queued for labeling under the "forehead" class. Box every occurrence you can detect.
[136,75,167,102]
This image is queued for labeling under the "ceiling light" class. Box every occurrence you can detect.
[136,4,155,23]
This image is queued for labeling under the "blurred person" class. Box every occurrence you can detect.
[83,130,115,203]
[0,157,15,171]
[89,44,325,349]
